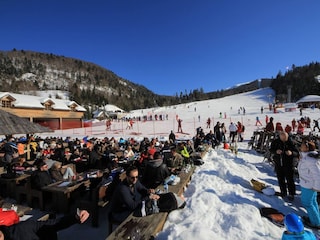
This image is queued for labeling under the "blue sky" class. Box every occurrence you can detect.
[1,1,320,95]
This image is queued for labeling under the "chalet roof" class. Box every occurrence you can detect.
[0,109,52,135]
[0,92,86,112]
[296,95,320,103]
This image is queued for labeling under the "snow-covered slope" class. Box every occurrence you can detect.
[43,87,320,239]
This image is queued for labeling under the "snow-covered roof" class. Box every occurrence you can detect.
[104,104,124,113]
[0,92,86,112]
[296,95,320,103]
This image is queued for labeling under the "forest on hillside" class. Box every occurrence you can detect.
[0,49,319,112]
[271,62,320,102]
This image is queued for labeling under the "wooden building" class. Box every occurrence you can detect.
[0,92,86,130]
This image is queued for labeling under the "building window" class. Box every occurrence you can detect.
[70,106,76,112]
[1,100,11,108]
[44,104,52,110]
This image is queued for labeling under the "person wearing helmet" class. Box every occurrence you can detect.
[282,213,316,240]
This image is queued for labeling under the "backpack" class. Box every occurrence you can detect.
[242,125,245,132]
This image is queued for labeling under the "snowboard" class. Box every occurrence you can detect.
[260,207,285,227]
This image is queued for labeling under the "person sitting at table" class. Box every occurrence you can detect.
[31,161,54,190]
[167,147,184,173]
[178,142,191,164]
[147,143,157,158]
[109,166,159,222]
[142,152,170,189]
[13,156,34,172]
[49,162,76,182]
[124,146,135,159]
[51,142,66,164]
[0,208,90,240]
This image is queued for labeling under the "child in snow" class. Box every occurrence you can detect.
[282,213,316,240]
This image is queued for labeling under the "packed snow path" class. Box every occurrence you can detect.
[157,143,306,240]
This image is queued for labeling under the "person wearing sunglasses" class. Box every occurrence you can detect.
[110,166,158,222]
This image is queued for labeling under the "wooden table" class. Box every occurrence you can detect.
[42,179,90,213]
[0,173,30,198]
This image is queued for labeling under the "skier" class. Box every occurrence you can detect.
[313,119,320,132]
[261,106,264,114]
[177,119,183,133]
[291,118,296,132]
[237,122,244,142]
[255,116,262,126]
[206,118,211,128]
[265,115,269,125]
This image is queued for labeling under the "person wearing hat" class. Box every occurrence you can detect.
[282,213,316,239]
[270,131,299,200]
[298,140,320,228]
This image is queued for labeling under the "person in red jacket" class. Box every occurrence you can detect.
[265,117,274,132]
[285,124,292,134]
[297,121,304,135]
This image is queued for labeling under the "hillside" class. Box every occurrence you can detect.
[271,62,320,102]
[0,49,176,111]
[1,49,319,113]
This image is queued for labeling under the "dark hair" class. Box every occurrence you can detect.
[126,165,138,176]
[153,152,162,160]
[304,140,316,151]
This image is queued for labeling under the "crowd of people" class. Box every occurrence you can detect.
[2,107,320,239]
[0,131,207,239]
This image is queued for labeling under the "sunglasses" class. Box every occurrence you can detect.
[130,176,139,180]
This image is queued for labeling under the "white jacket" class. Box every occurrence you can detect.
[298,151,320,191]
[229,123,238,132]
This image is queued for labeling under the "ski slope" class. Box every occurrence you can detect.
[46,87,320,239]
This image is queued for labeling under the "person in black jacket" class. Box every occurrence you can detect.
[109,166,159,222]
[142,152,170,189]
[31,161,54,190]
[169,131,176,144]
[270,131,299,200]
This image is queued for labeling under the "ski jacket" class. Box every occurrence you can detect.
[281,230,316,240]
[270,138,299,167]
[298,151,320,191]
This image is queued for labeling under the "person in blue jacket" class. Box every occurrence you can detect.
[282,213,316,240]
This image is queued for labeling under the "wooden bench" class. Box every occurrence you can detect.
[106,167,196,240]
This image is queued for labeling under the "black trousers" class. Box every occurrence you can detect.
[275,164,296,197]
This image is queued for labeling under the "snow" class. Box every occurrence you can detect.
[103,104,124,113]
[26,87,320,239]
[296,95,320,103]
[0,91,86,111]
